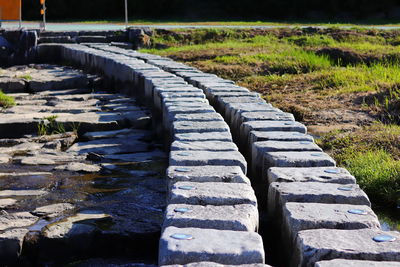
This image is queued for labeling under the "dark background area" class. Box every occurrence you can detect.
[22,0,400,22]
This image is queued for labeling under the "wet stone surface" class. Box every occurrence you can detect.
[0,65,167,266]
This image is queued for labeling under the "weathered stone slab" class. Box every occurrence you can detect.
[174,132,233,142]
[251,141,322,178]
[173,113,224,122]
[20,157,56,165]
[267,167,356,185]
[292,229,400,267]
[33,203,75,218]
[210,92,260,106]
[54,162,101,173]
[163,105,216,129]
[159,226,265,265]
[171,141,238,152]
[226,102,277,126]
[162,204,258,231]
[268,182,371,217]
[240,121,307,149]
[167,165,250,187]
[0,212,39,231]
[282,203,380,246]
[314,259,400,267]
[67,137,150,155]
[171,121,230,134]
[169,182,257,206]
[169,151,247,174]
[0,189,47,197]
[162,263,272,267]
[263,152,336,181]
[0,154,11,164]
[249,131,314,144]
[82,129,149,140]
[233,111,295,133]
[0,199,17,209]
[215,96,265,115]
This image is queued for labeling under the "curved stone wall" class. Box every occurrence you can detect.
[36,42,400,267]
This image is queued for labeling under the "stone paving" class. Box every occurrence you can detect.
[0,67,167,265]
[10,41,399,267]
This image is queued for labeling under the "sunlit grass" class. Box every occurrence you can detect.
[0,90,15,108]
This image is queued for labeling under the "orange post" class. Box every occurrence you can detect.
[0,0,21,20]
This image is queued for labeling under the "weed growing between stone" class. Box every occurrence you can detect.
[38,115,66,136]
[0,90,16,108]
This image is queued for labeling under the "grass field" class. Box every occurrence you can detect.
[142,27,400,209]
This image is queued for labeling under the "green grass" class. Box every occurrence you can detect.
[343,149,400,207]
[38,115,66,136]
[17,74,33,81]
[0,90,16,108]
[318,123,400,207]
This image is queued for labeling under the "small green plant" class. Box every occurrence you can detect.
[37,115,66,136]
[17,74,33,81]
[0,90,16,108]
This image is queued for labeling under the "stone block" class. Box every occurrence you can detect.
[215,96,264,115]
[282,202,380,245]
[162,204,258,231]
[249,131,314,144]
[168,182,257,206]
[171,121,231,134]
[159,226,265,266]
[167,165,250,187]
[268,182,371,218]
[292,229,400,267]
[169,150,247,174]
[171,141,238,152]
[263,152,336,181]
[251,141,322,178]
[267,167,356,185]
[172,113,224,122]
[314,259,400,267]
[174,132,233,142]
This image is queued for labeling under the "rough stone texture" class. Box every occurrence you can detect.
[0,189,47,197]
[173,113,223,122]
[171,121,230,134]
[168,182,257,206]
[0,211,38,231]
[162,204,258,231]
[0,228,29,265]
[0,199,17,208]
[268,167,356,185]
[251,141,322,178]
[0,154,11,163]
[20,156,56,165]
[282,203,380,244]
[268,182,371,217]
[263,152,336,180]
[54,162,101,173]
[159,226,265,266]
[292,229,400,267]
[314,259,400,267]
[0,78,26,93]
[248,131,314,144]
[169,150,247,174]
[67,137,150,155]
[174,132,233,142]
[167,165,250,187]
[240,121,307,152]
[162,263,272,267]
[171,141,238,152]
[33,203,75,218]
[82,128,148,140]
